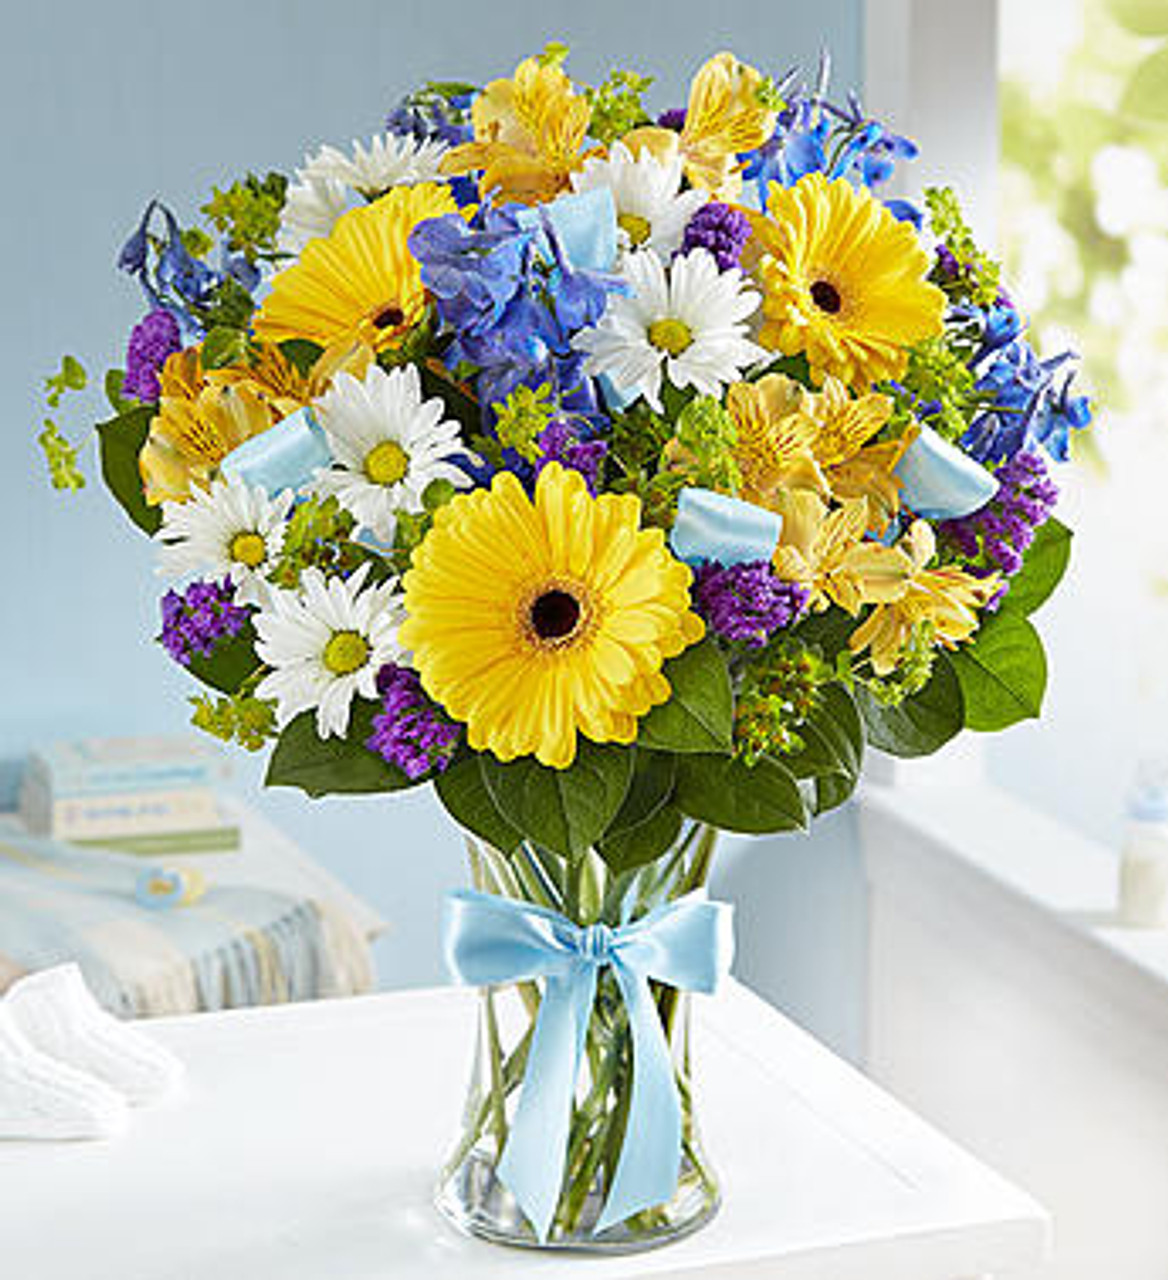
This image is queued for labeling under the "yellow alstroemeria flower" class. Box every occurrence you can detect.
[848,521,1001,675]
[771,492,913,615]
[208,337,374,420]
[624,52,779,199]
[140,348,274,504]
[729,372,907,533]
[442,56,593,205]
[727,375,827,507]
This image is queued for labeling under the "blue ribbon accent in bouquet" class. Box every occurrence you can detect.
[894,424,997,520]
[219,405,331,496]
[515,187,618,275]
[442,887,735,1242]
[670,486,784,567]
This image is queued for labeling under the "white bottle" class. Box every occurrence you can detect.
[1118,759,1168,929]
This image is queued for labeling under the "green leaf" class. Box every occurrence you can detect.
[96,404,161,535]
[793,606,855,659]
[857,655,965,757]
[674,753,807,834]
[1109,0,1168,35]
[858,654,964,757]
[783,684,863,812]
[636,638,733,754]
[812,683,863,777]
[598,804,684,873]
[951,614,1048,731]
[419,363,480,437]
[1003,518,1072,616]
[815,770,859,816]
[604,750,676,833]
[481,741,635,858]
[279,339,323,376]
[265,703,420,797]
[185,623,260,694]
[1122,46,1168,120]
[104,369,133,415]
[201,326,249,369]
[435,757,523,853]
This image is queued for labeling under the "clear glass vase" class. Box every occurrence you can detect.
[435,821,721,1252]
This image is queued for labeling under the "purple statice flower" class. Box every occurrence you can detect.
[159,578,250,666]
[123,310,182,402]
[656,107,687,131]
[941,450,1059,609]
[534,421,608,494]
[692,561,809,648]
[680,203,753,271]
[367,664,461,781]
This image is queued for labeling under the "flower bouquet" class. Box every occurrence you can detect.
[40,44,1090,1253]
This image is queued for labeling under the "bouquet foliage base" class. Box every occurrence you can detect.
[435,824,720,1252]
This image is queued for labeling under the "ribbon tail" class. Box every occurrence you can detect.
[496,966,595,1243]
[594,964,682,1235]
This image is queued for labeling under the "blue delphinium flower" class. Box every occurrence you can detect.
[741,58,920,222]
[118,201,222,340]
[410,200,626,444]
[962,332,1091,465]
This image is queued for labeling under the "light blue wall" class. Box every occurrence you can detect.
[1,0,865,1053]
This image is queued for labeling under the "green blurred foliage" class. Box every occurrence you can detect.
[1000,0,1168,418]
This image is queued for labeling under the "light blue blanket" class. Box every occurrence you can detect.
[0,828,364,1016]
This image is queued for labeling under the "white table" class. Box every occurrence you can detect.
[1,980,1047,1280]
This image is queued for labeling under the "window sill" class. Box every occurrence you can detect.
[858,777,1168,1040]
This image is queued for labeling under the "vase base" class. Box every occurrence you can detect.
[435,1149,720,1254]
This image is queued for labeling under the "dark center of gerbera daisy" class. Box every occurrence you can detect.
[530,589,582,642]
[372,305,405,329]
[810,280,843,315]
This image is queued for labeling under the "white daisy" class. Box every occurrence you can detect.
[570,141,708,260]
[277,134,449,257]
[254,562,404,739]
[573,248,765,412]
[311,364,470,544]
[154,477,294,606]
[276,171,351,257]
[308,133,449,199]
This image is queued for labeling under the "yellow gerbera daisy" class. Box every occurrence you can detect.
[442,56,593,205]
[748,172,946,389]
[140,348,274,504]
[400,463,704,769]
[252,183,458,352]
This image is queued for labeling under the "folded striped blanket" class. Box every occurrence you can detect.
[0,828,373,1016]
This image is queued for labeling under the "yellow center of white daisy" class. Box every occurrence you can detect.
[364,440,410,486]
[322,630,370,675]
[647,318,693,356]
[618,212,652,246]
[228,531,267,568]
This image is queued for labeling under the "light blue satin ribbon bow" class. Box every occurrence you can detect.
[443,887,735,1242]
[670,486,784,567]
[895,424,997,520]
[515,186,618,273]
[219,405,331,496]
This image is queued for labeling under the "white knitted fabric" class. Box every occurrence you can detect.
[6,965,184,1107]
[0,1003,129,1141]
